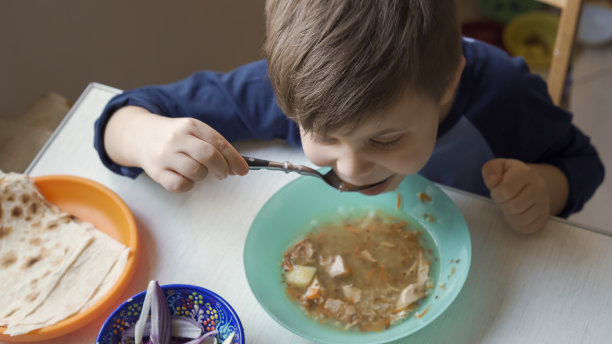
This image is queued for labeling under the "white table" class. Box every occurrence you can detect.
[12,83,612,343]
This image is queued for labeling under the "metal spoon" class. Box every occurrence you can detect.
[243,156,386,192]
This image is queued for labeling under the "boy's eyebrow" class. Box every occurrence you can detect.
[370,128,406,136]
[309,122,408,140]
[359,125,411,139]
[307,131,331,142]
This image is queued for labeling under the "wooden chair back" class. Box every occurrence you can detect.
[536,0,583,106]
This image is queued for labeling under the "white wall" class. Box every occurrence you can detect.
[0,0,266,117]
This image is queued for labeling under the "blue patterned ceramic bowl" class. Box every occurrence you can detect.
[97,284,244,344]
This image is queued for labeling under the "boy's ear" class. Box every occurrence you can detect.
[440,55,466,105]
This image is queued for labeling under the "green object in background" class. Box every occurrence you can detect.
[478,0,542,22]
[244,173,471,344]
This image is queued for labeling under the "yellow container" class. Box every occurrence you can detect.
[503,11,559,68]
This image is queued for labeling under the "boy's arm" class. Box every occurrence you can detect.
[103,106,249,192]
[94,60,301,179]
[461,38,604,225]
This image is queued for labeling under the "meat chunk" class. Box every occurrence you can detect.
[395,252,429,312]
[323,298,357,323]
[326,255,350,278]
[284,239,315,265]
[342,285,362,303]
[300,277,323,306]
[359,250,377,263]
[395,283,423,312]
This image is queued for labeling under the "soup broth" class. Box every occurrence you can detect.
[281,211,433,332]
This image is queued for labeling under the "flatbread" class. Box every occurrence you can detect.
[4,228,129,335]
[0,171,130,336]
[0,172,94,324]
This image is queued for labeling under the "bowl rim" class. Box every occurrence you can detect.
[0,174,138,342]
[96,283,245,344]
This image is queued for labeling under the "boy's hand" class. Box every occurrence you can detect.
[482,158,550,234]
[104,106,249,192]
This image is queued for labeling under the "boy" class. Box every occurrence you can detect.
[94,0,604,234]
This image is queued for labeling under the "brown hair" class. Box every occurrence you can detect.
[264,0,462,134]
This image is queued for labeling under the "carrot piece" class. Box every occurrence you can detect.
[344,224,361,234]
[381,267,390,285]
[396,193,402,209]
[415,305,430,319]
[418,192,432,203]
[391,220,409,230]
[365,267,378,279]
[424,213,434,222]
[303,287,321,300]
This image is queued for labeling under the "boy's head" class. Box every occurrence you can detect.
[264,0,462,134]
[264,0,464,193]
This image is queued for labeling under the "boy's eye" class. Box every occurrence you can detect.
[369,136,403,150]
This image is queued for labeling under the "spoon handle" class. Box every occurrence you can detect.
[242,156,319,177]
[243,156,287,171]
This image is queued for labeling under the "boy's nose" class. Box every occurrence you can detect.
[335,152,373,181]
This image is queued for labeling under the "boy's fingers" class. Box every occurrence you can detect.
[188,120,249,176]
[482,159,507,190]
[165,152,209,181]
[504,207,547,234]
[155,170,195,193]
[484,159,531,204]
[225,150,249,176]
[498,182,537,215]
[181,135,232,179]
[490,168,533,204]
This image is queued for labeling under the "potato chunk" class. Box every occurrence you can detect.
[284,265,317,288]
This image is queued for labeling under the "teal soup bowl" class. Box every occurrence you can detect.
[244,173,471,344]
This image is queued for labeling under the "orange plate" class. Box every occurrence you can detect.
[0,175,138,342]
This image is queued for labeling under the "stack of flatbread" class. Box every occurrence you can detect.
[0,171,131,336]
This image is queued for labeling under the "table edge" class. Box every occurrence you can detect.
[439,183,612,237]
[25,82,122,175]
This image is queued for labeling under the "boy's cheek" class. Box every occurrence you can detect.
[301,139,332,167]
[387,148,433,176]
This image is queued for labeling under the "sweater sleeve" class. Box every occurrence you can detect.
[464,41,605,217]
[93,60,300,178]
[511,72,604,218]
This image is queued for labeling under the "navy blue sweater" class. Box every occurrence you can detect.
[94,38,604,217]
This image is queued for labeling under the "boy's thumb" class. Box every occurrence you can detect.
[482,159,505,190]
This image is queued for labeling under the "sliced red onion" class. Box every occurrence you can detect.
[180,330,218,344]
[134,280,157,344]
[121,316,204,342]
[150,281,171,344]
[221,332,235,344]
[171,317,204,339]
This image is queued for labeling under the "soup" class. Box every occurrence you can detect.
[281,211,432,332]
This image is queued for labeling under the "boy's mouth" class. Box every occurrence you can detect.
[358,176,394,196]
